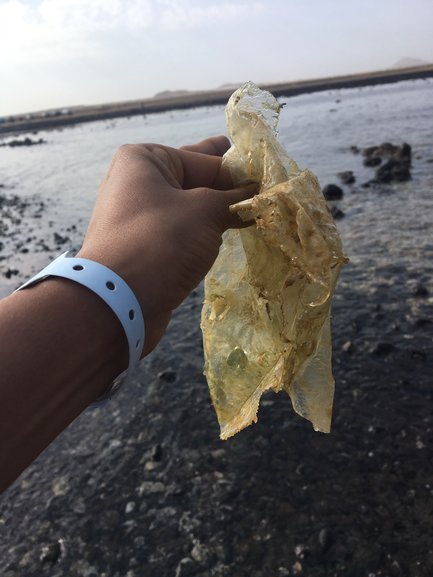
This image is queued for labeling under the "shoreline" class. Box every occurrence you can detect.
[1,64,433,137]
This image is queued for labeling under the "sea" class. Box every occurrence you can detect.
[0,77,432,298]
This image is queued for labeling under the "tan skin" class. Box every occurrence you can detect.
[0,136,256,493]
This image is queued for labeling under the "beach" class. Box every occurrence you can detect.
[1,78,433,577]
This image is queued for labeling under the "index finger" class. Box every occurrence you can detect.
[176,149,233,190]
[180,135,231,157]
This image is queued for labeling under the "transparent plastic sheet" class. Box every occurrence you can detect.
[201,82,348,439]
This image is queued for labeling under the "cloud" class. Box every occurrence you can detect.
[0,0,266,65]
[0,0,155,64]
[159,1,265,30]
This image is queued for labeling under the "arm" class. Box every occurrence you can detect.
[0,136,256,492]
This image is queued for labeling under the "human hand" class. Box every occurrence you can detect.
[77,136,257,354]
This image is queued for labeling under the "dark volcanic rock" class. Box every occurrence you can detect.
[0,137,46,148]
[39,541,63,565]
[412,283,429,297]
[53,232,69,245]
[375,159,411,183]
[364,155,382,167]
[337,171,355,184]
[371,342,396,356]
[331,206,345,219]
[360,142,412,182]
[158,369,177,383]
[322,184,343,200]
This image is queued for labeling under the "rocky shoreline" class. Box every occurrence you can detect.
[0,138,432,576]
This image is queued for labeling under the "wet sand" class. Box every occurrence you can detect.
[1,65,433,137]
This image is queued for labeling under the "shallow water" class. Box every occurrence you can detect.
[0,78,432,297]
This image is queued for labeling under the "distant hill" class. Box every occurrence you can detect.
[392,57,431,69]
[153,89,192,99]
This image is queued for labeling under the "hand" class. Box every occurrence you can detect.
[77,136,257,354]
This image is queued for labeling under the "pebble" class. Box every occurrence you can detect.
[157,369,177,383]
[150,443,163,462]
[52,476,70,496]
[371,342,396,356]
[72,497,86,514]
[53,232,69,245]
[39,540,63,564]
[191,540,209,562]
[175,557,196,577]
[342,340,353,353]
[137,481,165,496]
[412,283,429,297]
[318,528,332,552]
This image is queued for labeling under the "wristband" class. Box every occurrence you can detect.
[15,251,145,401]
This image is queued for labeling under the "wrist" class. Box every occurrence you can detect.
[11,276,128,401]
[76,245,169,354]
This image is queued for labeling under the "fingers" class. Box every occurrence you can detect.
[176,148,234,190]
[207,182,259,231]
[180,135,231,157]
[178,136,234,189]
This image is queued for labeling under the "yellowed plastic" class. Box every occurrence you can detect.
[201,82,347,439]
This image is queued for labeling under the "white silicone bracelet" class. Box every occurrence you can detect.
[15,251,145,399]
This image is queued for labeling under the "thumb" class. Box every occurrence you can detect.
[214,182,259,230]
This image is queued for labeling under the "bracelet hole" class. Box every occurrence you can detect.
[73,265,84,271]
[129,309,135,320]
[106,281,116,291]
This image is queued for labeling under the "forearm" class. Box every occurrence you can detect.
[0,278,128,492]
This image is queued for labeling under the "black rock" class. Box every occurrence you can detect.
[364,156,382,167]
[318,528,332,553]
[337,171,355,184]
[1,137,46,148]
[40,541,62,564]
[396,142,412,163]
[331,206,345,219]
[150,443,163,461]
[412,283,429,297]
[4,268,19,279]
[371,342,396,356]
[360,142,412,182]
[175,557,196,577]
[375,159,411,183]
[414,317,432,329]
[158,369,177,383]
[53,232,69,245]
[342,340,353,353]
[323,184,344,200]
[411,349,426,360]
[362,145,379,157]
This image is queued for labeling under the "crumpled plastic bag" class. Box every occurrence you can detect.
[201,82,347,440]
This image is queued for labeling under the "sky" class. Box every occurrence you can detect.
[0,0,432,116]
